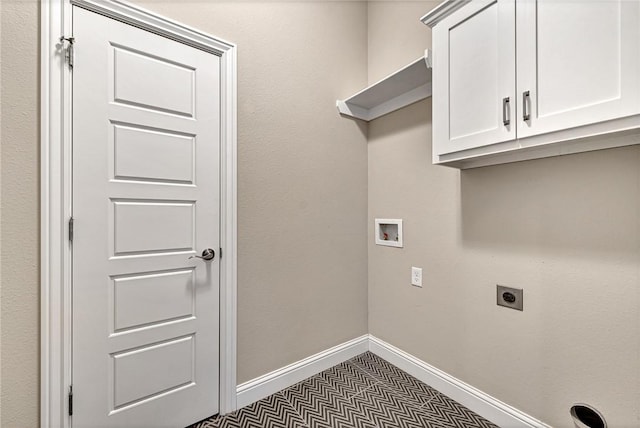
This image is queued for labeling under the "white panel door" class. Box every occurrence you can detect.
[72,6,220,427]
[516,0,640,138]
[432,0,516,156]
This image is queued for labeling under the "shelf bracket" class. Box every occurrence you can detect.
[424,49,432,69]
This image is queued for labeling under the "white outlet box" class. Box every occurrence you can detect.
[374,219,403,248]
[411,267,422,287]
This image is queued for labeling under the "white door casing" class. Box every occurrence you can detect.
[41,1,238,427]
[72,6,220,427]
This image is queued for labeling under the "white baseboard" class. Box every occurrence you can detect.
[235,335,369,409]
[234,334,549,428]
[368,335,552,428]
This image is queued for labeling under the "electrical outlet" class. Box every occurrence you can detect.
[497,285,523,311]
[411,267,422,287]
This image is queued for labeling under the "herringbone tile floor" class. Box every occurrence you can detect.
[191,352,498,428]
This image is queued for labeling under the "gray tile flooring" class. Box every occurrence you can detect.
[191,352,498,428]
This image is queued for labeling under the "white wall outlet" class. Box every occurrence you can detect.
[411,267,422,287]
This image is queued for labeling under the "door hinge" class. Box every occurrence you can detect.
[60,36,75,68]
[219,247,222,259]
[69,217,74,242]
[68,385,73,416]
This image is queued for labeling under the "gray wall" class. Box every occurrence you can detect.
[131,0,370,386]
[1,1,41,427]
[367,2,640,427]
[0,1,369,425]
[1,1,639,427]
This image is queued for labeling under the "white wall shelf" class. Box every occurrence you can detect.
[337,50,432,122]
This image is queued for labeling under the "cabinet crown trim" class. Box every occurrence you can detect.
[421,0,471,27]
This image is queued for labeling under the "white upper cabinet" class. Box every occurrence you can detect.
[423,0,640,168]
[517,0,640,138]
[433,0,515,156]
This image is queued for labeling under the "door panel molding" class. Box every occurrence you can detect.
[40,1,237,426]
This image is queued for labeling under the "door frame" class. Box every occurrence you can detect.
[40,1,238,426]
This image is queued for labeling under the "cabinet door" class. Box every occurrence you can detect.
[516,0,640,139]
[432,0,516,158]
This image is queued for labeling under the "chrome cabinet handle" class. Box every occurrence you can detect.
[522,90,530,121]
[502,97,510,126]
[189,248,215,261]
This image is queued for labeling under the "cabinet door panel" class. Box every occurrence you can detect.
[432,0,515,158]
[517,0,640,138]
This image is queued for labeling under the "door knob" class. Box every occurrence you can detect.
[189,248,215,261]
